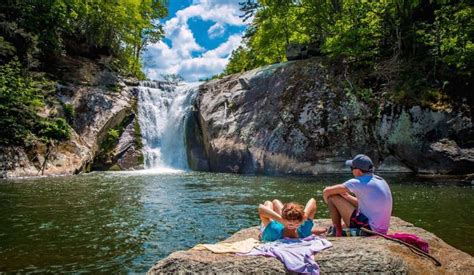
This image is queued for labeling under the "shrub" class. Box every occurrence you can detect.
[0,60,71,145]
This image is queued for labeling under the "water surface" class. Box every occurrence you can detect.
[0,172,472,273]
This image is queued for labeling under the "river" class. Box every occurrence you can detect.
[0,171,472,273]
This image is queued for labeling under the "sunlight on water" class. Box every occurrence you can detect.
[0,173,472,273]
[110,167,186,175]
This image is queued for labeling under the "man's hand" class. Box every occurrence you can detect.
[340,192,351,199]
[323,187,330,204]
[323,184,350,204]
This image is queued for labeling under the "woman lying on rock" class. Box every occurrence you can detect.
[258,198,319,241]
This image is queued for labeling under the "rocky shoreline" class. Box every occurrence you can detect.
[148,217,474,274]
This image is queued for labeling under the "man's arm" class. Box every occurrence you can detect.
[323,184,350,203]
[341,192,358,207]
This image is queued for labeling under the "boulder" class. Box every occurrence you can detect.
[190,57,473,175]
[148,217,474,274]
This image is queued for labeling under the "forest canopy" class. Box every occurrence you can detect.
[225,0,473,106]
[0,0,168,145]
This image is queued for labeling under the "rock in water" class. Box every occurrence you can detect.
[148,217,474,274]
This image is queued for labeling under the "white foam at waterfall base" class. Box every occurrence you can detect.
[137,81,200,172]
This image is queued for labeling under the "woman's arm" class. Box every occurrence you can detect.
[303,198,317,220]
[258,203,284,224]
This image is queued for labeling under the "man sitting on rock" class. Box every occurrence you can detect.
[322,154,392,237]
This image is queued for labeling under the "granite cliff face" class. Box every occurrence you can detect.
[148,217,474,274]
[186,58,473,175]
[0,57,143,178]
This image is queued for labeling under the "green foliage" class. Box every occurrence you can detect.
[416,3,474,75]
[63,103,75,125]
[1,0,167,78]
[36,118,71,141]
[134,118,143,150]
[0,60,70,145]
[104,129,120,150]
[224,46,258,75]
[0,0,167,146]
[223,0,473,106]
[322,2,385,64]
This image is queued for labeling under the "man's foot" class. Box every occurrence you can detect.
[326,226,343,237]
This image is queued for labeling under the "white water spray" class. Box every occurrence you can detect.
[137,81,199,170]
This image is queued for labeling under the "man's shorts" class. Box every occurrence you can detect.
[349,210,371,229]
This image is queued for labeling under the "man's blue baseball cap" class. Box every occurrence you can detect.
[345,154,374,172]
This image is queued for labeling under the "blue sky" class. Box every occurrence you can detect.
[142,0,249,81]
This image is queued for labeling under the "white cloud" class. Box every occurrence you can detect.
[208,23,225,39]
[176,4,244,26]
[203,34,242,58]
[143,1,247,81]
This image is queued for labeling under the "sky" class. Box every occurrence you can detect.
[142,0,249,82]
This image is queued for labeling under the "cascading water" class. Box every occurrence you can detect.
[137,81,199,171]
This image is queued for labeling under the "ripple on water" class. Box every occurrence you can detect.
[0,172,472,273]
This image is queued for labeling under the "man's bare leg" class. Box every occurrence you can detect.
[327,195,356,236]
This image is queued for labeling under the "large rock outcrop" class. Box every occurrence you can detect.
[186,58,473,175]
[0,56,142,178]
[148,217,474,274]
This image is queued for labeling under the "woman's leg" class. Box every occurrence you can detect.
[259,200,274,227]
[272,199,284,215]
[304,198,317,219]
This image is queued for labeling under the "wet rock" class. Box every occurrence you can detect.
[114,116,144,170]
[185,109,210,171]
[148,217,474,274]
[377,155,413,173]
[122,77,140,87]
[427,139,474,174]
[192,57,473,175]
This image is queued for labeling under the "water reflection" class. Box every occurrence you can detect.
[0,172,472,273]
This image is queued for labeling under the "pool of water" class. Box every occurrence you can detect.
[0,171,472,272]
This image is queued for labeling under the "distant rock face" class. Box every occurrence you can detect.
[187,58,473,175]
[0,77,139,178]
[148,217,474,274]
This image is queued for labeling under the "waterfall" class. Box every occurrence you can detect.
[137,81,199,171]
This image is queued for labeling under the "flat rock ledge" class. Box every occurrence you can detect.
[148,217,473,274]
